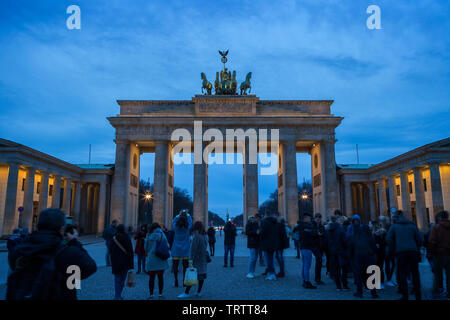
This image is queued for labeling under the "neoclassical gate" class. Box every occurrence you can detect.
[108,94,342,229]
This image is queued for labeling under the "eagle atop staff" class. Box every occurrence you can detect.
[218,50,229,57]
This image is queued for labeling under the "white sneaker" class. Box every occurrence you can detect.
[195,292,202,297]
[246,273,255,279]
[265,274,277,281]
[148,295,155,299]
[158,294,164,298]
[177,292,190,299]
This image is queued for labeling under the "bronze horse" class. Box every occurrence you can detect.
[240,72,252,95]
[201,72,212,95]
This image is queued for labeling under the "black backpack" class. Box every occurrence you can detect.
[6,244,66,300]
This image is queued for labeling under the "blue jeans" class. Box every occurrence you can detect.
[137,254,145,273]
[301,249,313,282]
[224,244,235,266]
[264,250,275,275]
[276,249,285,273]
[114,270,128,299]
[248,248,258,273]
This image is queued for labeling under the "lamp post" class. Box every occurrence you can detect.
[143,191,153,224]
[299,192,311,220]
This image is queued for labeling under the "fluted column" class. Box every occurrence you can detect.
[413,167,428,231]
[153,141,169,225]
[79,183,88,233]
[344,182,352,216]
[321,140,339,218]
[368,182,377,220]
[62,178,72,215]
[38,171,49,213]
[110,141,131,224]
[93,184,99,232]
[194,153,208,226]
[400,171,411,219]
[22,167,35,230]
[429,163,444,216]
[51,175,61,208]
[283,141,299,227]
[388,175,397,212]
[377,178,387,216]
[243,140,258,229]
[2,163,20,235]
[73,181,81,225]
[97,182,107,233]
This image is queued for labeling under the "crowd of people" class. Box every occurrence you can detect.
[4,205,450,301]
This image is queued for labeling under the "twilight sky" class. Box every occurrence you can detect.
[0,0,449,218]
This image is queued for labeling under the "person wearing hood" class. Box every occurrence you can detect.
[171,211,192,287]
[386,210,423,300]
[223,220,237,268]
[428,210,450,299]
[7,208,97,300]
[324,215,349,290]
[145,223,170,299]
[110,224,134,300]
[259,211,281,280]
[348,214,379,299]
[246,215,261,278]
[298,214,318,289]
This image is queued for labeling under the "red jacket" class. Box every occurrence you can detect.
[429,219,450,256]
[134,231,146,255]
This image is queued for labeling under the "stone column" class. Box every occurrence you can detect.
[97,182,107,234]
[429,163,444,216]
[79,183,88,234]
[22,167,35,230]
[86,184,94,233]
[357,184,364,214]
[377,178,387,216]
[2,163,20,235]
[38,171,49,213]
[51,175,61,208]
[153,142,169,225]
[194,156,208,226]
[73,181,81,225]
[413,167,428,232]
[110,141,131,224]
[388,175,397,212]
[321,140,339,218]
[62,178,72,215]
[368,182,377,220]
[400,171,411,219]
[243,140,258,229]
[344,182,352,216]
[93,184,100,232]
[283,141,299,227]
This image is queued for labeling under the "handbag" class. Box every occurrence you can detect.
[126,271,135,287]
[155,233,170,260]
[184,266,198,286]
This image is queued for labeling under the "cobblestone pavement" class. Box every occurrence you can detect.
[0,233,437,300]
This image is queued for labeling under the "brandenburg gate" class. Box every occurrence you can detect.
[108,52,343,229]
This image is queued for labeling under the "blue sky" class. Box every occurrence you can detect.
[0,0,449,218]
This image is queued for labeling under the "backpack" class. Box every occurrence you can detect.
[155,233,170,260]
[6,244,66,300]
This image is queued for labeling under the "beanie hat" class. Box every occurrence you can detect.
[352,214,361,223]
[37,208,66,231]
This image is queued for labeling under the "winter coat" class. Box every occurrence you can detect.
[144,228,169,272]
[348,225,377,259]
[324,222,347,257]
[190,232,209,275]
[224,223,237,246]
[171,214,193,258]
[279,223,290,250]
[110,232,134,275]
[134,230,146,255]
[245,221,260,248]
[8,230,97,300]
[386,216,423,255]
[429,219,450,256]
[259,216,281,251]
[312,221,325,251]
[299,222,318,250]
[207,227,216,243]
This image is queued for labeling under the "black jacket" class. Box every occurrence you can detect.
[299,222,318,250]
[110,232,134,275]
[259,216,280,251]
[324,222,346,257]
[224,224,237,246]
[278,223,290,250]
[245,221,260,248]
[8,230,97,300]
[348,225,377,259]
[207,227,216,243]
